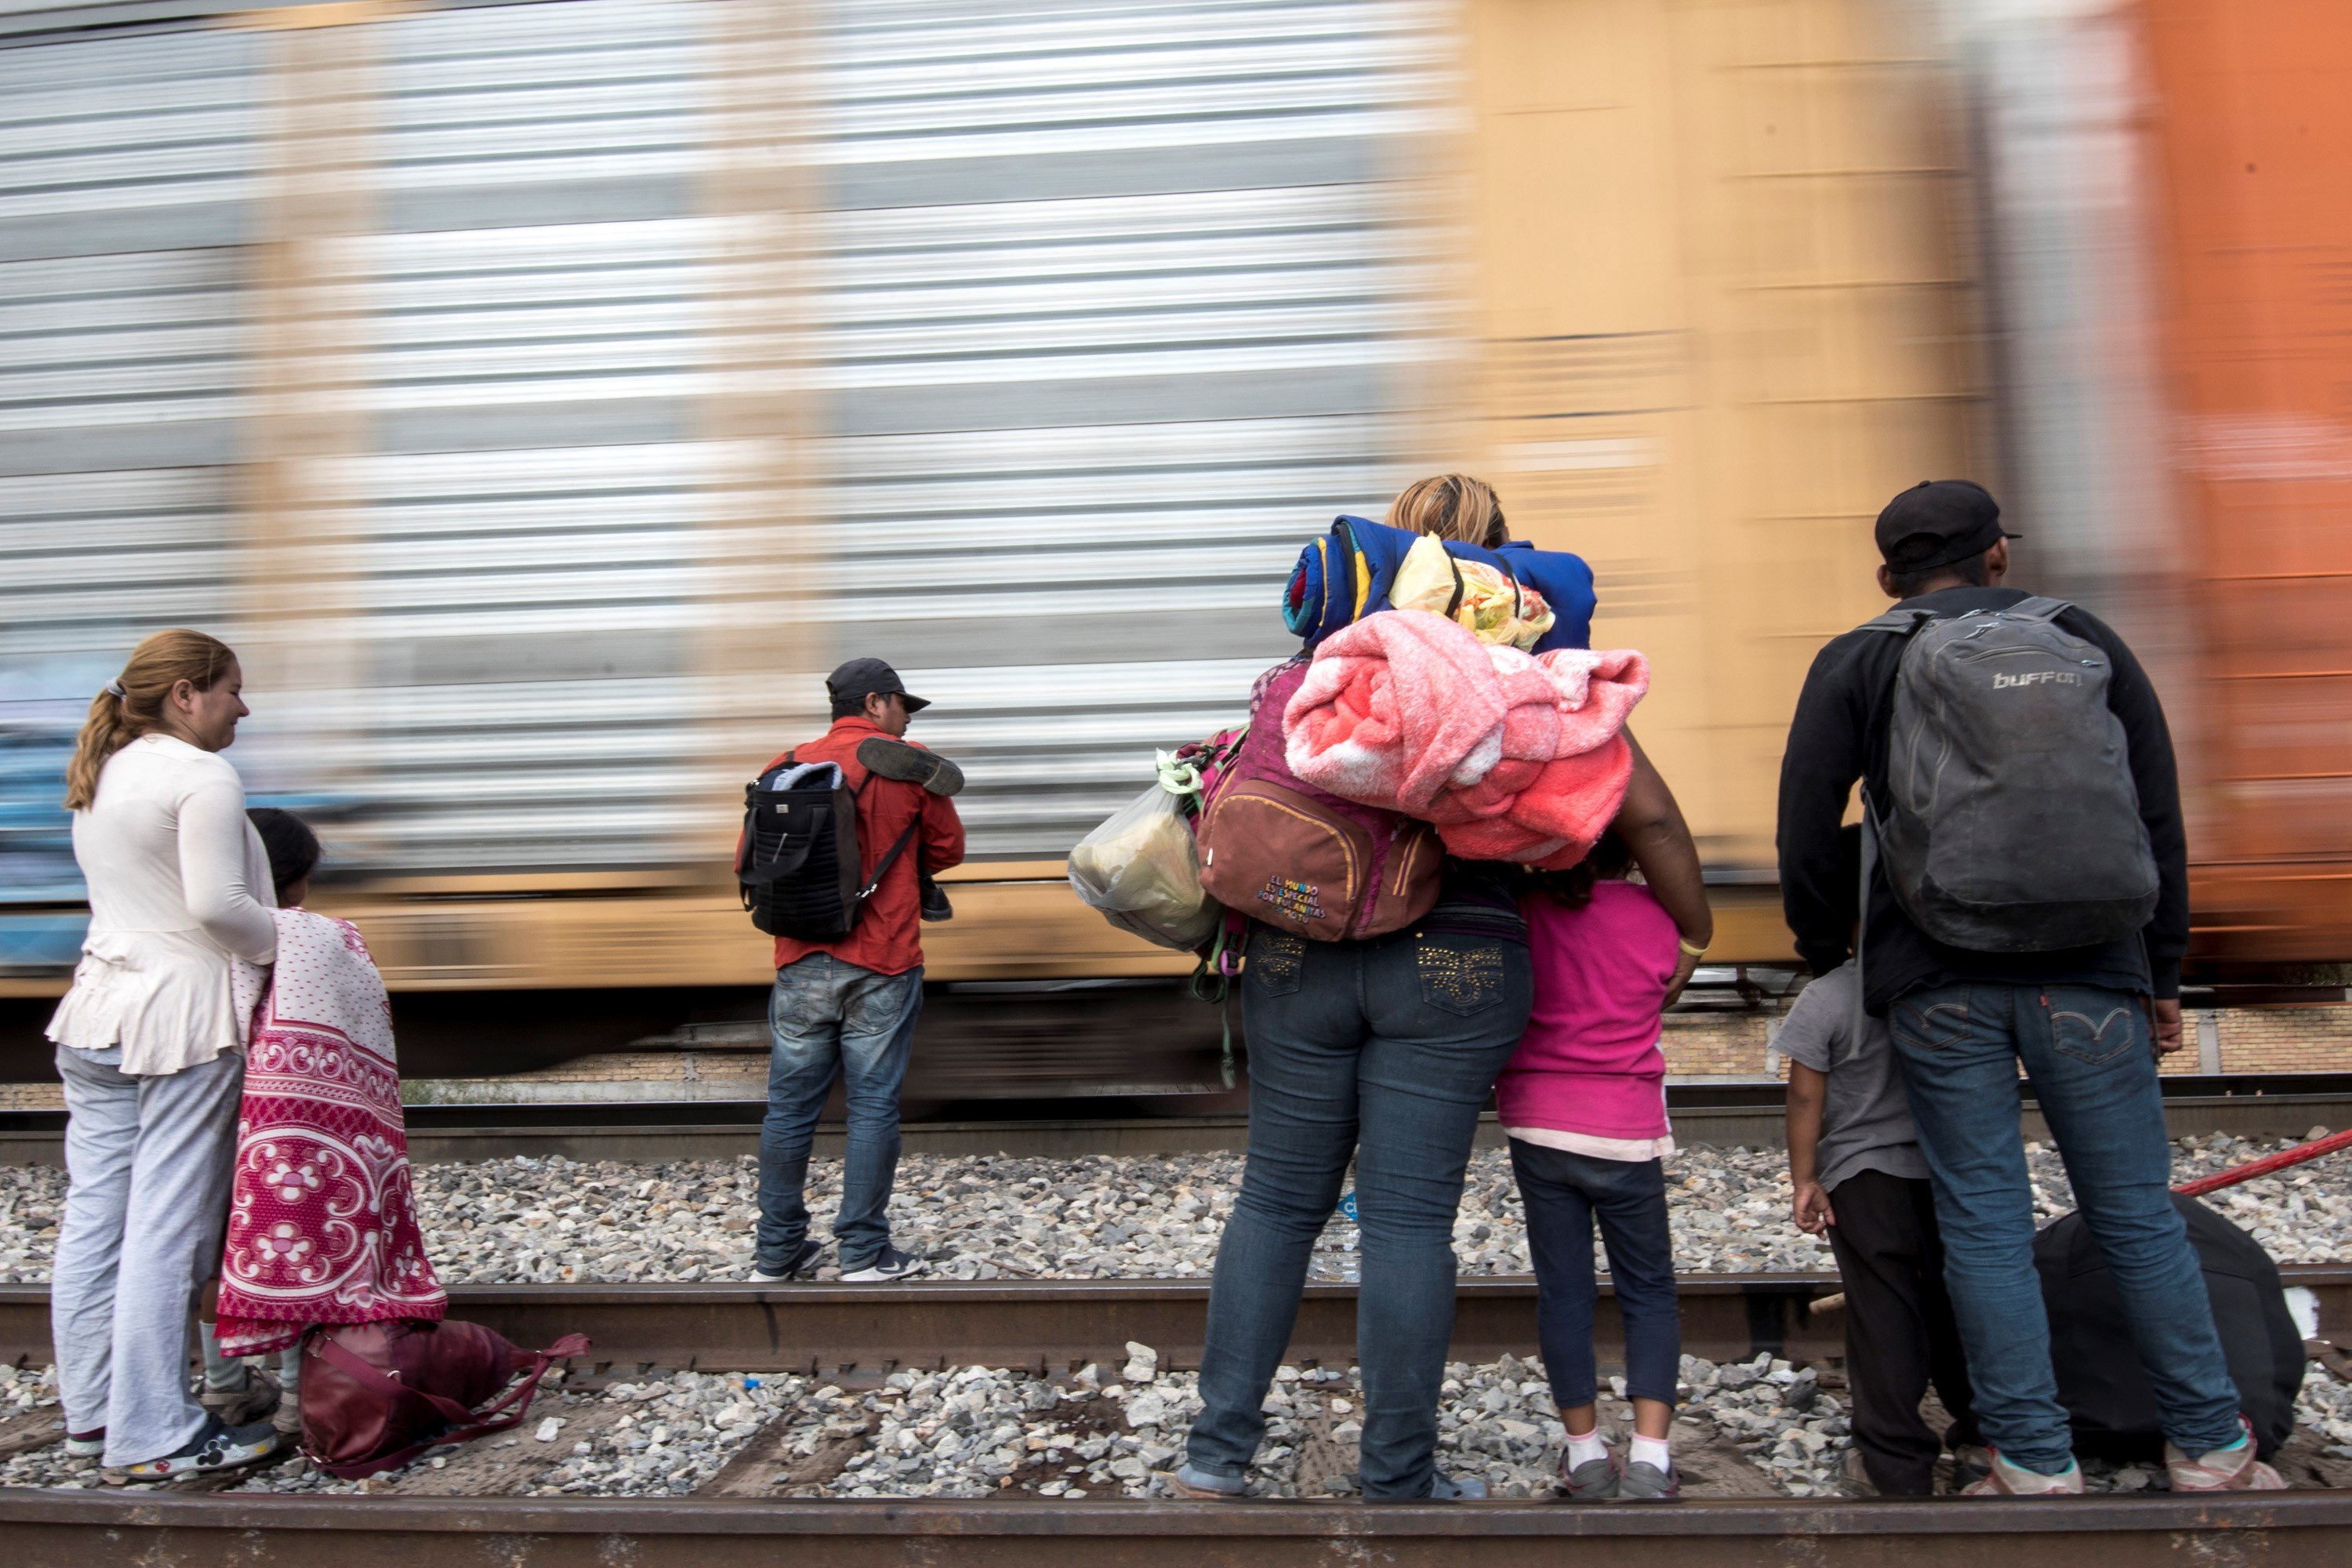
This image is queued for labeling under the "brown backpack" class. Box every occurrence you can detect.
[1194,659,1440,942]
[299,1319,590,1479]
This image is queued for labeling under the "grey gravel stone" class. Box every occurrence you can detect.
[0,1135,2340,1286]
[8,1343,2333,1501]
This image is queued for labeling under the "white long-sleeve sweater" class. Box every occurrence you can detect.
[46,733,278,1075]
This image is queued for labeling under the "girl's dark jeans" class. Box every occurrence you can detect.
[1508,1138,1682,1411]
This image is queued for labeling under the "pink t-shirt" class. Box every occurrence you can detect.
[1496,880,1679,1145]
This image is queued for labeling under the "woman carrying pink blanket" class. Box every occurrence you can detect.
[208,811,445,1432]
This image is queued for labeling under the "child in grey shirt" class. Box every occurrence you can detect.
[1781,961,1980,1494]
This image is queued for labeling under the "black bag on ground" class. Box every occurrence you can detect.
[737,755,915,942]
[2036,1194,2302,1459]
[1859,597,2159,951]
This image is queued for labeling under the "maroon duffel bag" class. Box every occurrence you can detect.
[300,1319,590,1479]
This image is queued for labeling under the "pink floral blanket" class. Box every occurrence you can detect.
[1283,609,1649,869]
[216,909,445,1356]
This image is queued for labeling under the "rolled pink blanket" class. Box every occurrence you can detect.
[1283,612,1648,866]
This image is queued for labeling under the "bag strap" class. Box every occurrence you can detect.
[310,1330,591,1480]
[1857,606,1936,635]
[1858,608,1939,811]
[1849,608,1937,1036]
[2005,594,2074,624]
[1854,800,1880,1065]
[857,819,920,905]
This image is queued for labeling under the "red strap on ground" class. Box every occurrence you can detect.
[2174,1126,2352,1197]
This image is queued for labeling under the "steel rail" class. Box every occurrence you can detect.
[5,1082,2349,1167]
[0,1268,2343,1375]
[0,1490,2347,1566]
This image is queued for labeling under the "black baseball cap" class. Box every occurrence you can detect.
[827,657,929,713]
[1873,480,2020,573]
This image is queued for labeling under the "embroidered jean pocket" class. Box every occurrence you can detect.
[1890,995,1972,1054]
[1250,928,1305,997]
[1417,938,1506,1016]
[2048,992,2143,1065]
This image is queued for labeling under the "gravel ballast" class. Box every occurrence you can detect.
[0,1131,2342,1286]
[0,1348,2345,1499]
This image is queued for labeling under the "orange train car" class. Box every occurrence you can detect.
[2137,0,2352,967]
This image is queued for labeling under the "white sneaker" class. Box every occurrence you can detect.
[1961,1450,2085,1496]
[119,1415,281,1479]
[840,1245,927,1283]
[2166,1417,2287,1492]
[63,1428,104,1458]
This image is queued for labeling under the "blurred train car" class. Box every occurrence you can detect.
[1952,0,2352,973]
[0,0,2342,1087]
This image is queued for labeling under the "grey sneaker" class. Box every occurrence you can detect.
[856,737,964,797]
[120,1415,280,1479]
[1951,1443,1993,1492]
[1428,1473,1488,1500]
[1617,1459,1679,1501]
[1558,1450,1621,1500]
[1173,1461,1248,1498]
[201,1367,281,1427]
[840,1244,927,1283]
[750,1237,823,1282]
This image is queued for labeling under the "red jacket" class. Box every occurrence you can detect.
[763,718,966,978]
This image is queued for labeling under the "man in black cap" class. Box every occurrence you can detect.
[1775,483,2277,1497]
[747,658,964,1284]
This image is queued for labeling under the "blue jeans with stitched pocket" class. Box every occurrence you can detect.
[1887,981,2243,1472]
[757,953,923,1274]
[1184,923,1531,1499]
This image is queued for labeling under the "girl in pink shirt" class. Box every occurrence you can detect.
[1501,831,1690,1501]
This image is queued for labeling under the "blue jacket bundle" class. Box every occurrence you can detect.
[1281,514,1598,653]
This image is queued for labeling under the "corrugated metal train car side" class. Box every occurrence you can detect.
[7,0,2342,1040]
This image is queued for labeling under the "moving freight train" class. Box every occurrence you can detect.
[2,0,2345,1078]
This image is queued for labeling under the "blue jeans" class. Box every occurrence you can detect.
[757,954,922,1273]
[1889,982,2243,1472]
[1508,1141,1680,1411]
[1185,924,1531,1499]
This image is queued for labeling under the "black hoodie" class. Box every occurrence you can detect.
[1775,586,2188,1013]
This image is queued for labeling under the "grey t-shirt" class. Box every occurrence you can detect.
[1776,963,1931,1192]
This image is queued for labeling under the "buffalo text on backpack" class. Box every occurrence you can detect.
[1860,597,2159,952]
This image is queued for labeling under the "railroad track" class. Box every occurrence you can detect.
[0,1486,2345,1565]
[0,1271,2346,1563]
[0,1268,2345,1374]
[5,1077,2348,1167]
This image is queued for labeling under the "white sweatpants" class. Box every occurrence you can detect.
[52,1043,243,1467]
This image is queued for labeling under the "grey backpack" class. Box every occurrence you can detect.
[1860,597,2159,952]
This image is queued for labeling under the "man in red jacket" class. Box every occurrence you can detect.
[751,659,964,1283]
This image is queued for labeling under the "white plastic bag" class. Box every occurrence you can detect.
[1068,782,1221,952]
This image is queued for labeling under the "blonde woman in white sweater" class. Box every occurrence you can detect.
[45,629,283,1478]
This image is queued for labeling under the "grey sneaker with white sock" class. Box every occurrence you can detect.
[1558,1450,1621,1500]
[1617,1459,1680,1500]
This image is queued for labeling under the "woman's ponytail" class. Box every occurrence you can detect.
[62,689,130,811]
[60,628,236,811]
